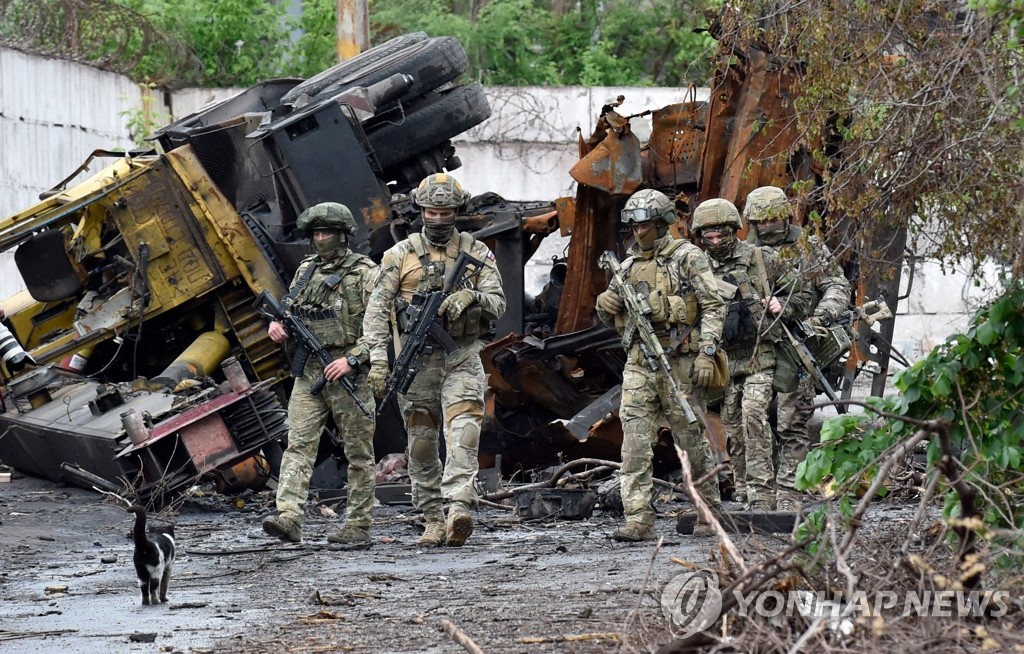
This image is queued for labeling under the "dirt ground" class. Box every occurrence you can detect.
[0,471,733,654]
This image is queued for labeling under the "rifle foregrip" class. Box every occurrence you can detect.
[310,377,328,395]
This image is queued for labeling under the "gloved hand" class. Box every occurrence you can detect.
[439,289,476,321]
[648,290,669,322]
[692,351,716,390]
[805,315,829,337]
[596,289,624,314]
[367,362,389,398]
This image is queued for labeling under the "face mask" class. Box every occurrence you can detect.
[756,221,788,245]
[633,224,658,251]
[423,213,456,246]
[312,232,344,259]
[703,233,737,260]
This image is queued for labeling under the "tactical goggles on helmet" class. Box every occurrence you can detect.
[621,207,656,224]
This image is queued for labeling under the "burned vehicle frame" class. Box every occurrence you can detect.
[0,30,901,502]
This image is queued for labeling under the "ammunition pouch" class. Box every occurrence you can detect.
[667,293,698,326]
[772,341,803,393]
[722,298,757,348]
[291,343,311,378]
[292,306,350,348]
[711,349,730,392]
[445,302,484,339]
[395,296,414,333]
[805,323,852,368]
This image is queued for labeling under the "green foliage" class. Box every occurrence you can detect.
[724,0,1024,274]
[116,0,295,86]
[796,280,1024,539]
[119,89,172,146]
[369,0,718,86]
[289,0,338,78]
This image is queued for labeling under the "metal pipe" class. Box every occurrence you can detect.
[151,332,230,389]
[336,0,369,61]
[120,409,150,446]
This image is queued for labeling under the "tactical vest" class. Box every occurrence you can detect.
[718,247,778,350]
[615,240,699,341]
[400,232,487,340]
[288,252,372,348]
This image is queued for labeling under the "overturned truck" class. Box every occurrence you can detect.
[0,30,900,502]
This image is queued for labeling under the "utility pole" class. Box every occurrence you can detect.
[336,0,369,61]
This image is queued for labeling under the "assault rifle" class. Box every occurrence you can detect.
[598,251,697,424]
[780,321,841,405]
[782,296,894,410]
[253,290,373,418]
[378,251,484,413]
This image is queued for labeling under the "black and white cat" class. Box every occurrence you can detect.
[128,505,176,605]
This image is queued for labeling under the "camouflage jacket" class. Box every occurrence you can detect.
[595,234,726,349]
[362,229,506,365]
[748,225,851,324]
[709,240,813,345]
[287,249,378,368]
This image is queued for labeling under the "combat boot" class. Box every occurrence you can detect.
[691,504,724,537]
[418,513,447,547]
[327,525,370,545]
[611,522,657,542]
[262,514,301,543]
[446,504,474,547]
[746,495,776,512]
[775,489,800,512]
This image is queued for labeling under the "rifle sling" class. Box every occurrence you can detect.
[285,260,320,305]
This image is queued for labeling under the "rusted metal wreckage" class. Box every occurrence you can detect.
[0,32,900,503]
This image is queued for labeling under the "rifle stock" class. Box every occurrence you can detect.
[599,251,697,424]
[253,290,373,418]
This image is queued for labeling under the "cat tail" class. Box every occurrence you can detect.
[128,505,148,549]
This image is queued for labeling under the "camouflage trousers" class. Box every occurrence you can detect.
[276,372,376,528]
[619,348,720,528]
[774,373,815,493]
[399,340,485,518]
[722,364,776,507]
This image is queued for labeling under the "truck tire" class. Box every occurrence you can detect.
[283,35,469,107]
[365,83,491,170]
[281,32,427,104]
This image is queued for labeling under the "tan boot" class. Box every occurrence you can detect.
[262,514,301,543]
[446,504,474,547]
[611,522,657,542]
[327,525,370,545]
[691,505,724,537]
[418,516,447,547]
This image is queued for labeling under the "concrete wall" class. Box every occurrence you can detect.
[0,47,998,368]
[0,48,142,298]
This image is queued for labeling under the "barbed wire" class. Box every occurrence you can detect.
[0,0,202,88]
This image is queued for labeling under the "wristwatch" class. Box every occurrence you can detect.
[346,356,360,369]
[699,344,717,357]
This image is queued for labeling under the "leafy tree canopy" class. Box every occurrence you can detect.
[114,0,719,87]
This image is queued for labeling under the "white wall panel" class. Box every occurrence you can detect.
[0,47,999,366]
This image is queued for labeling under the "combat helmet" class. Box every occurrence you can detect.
[743,186,792,224]
[411,172,470,209]
[620,189,678,225]
[296,202,357,235]
[691,198,741,233]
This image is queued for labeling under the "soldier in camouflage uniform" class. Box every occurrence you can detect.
[262,203,378,545]
[744,186,851,510]
[691,199,811,511]
[362,173,506,547]
[595,189,727,541]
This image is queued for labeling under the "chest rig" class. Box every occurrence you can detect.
[717,247,776,349]
[287,253,368,351]
[616,240,699,347]
[401,233,486,340]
